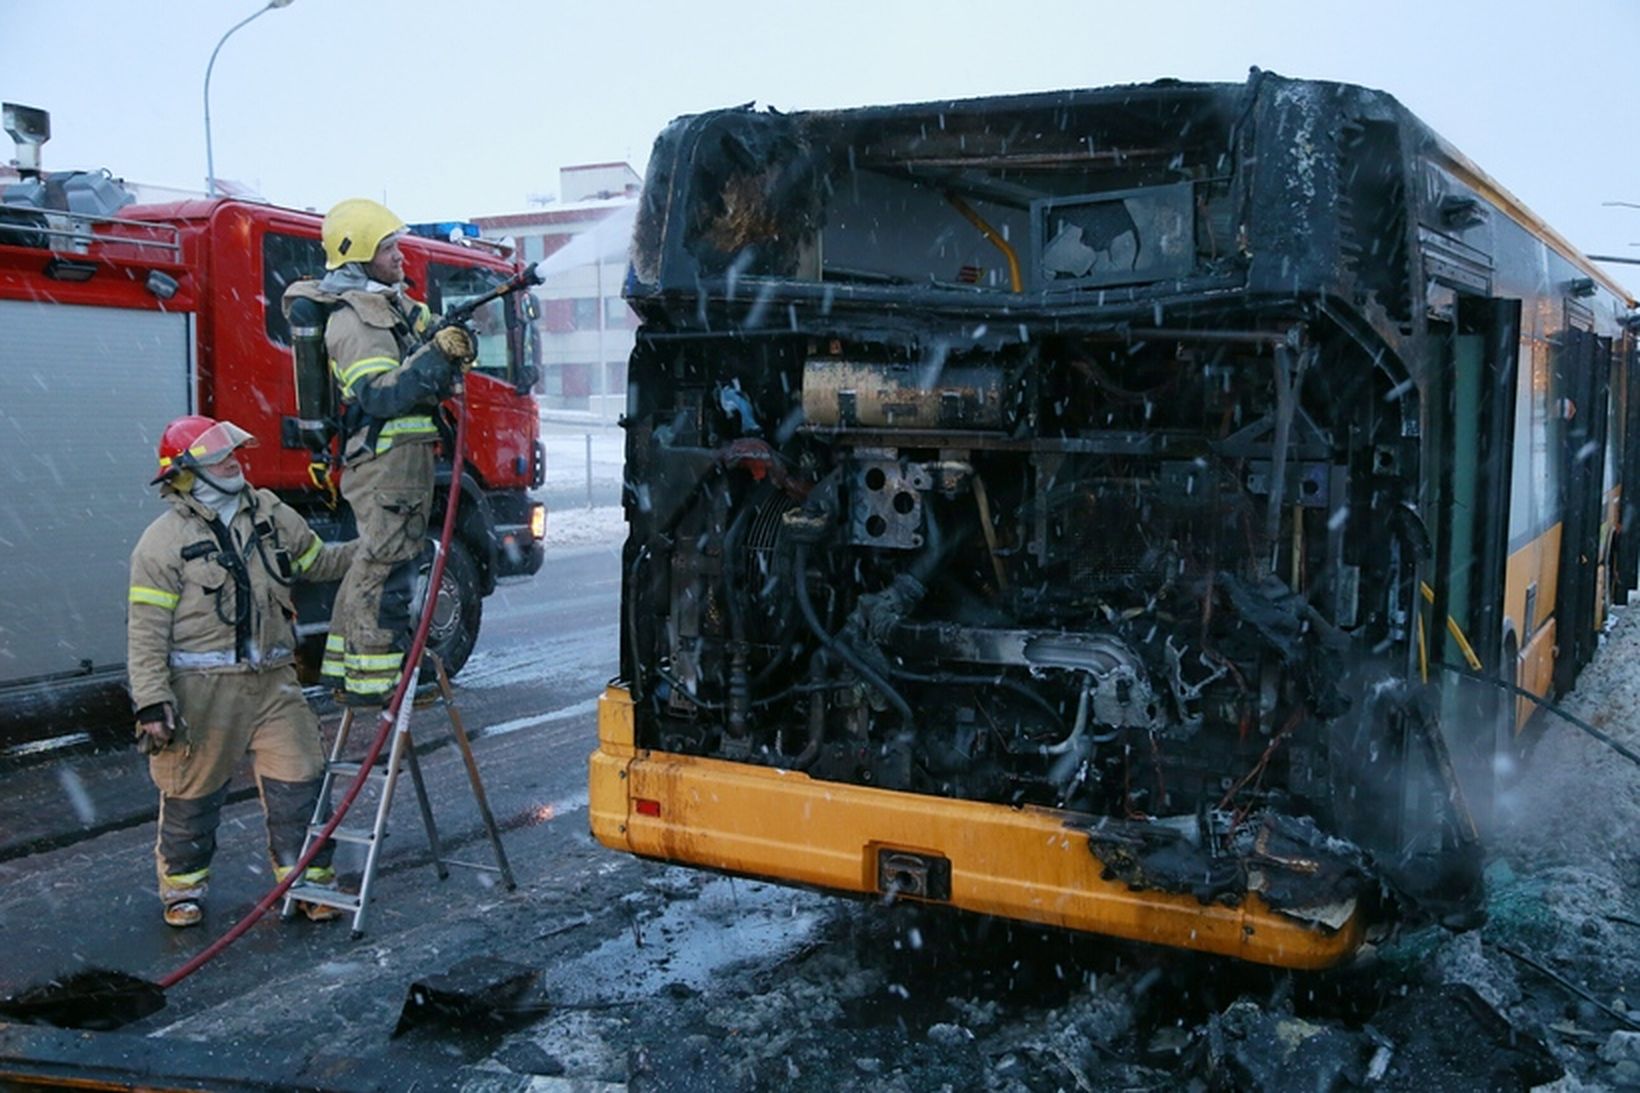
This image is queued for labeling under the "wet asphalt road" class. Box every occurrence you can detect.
[0,519,1034,1092]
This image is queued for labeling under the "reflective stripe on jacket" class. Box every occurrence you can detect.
[126,487,356,711]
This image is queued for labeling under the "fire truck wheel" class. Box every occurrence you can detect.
[426,538,484,677]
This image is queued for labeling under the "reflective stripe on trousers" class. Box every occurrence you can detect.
[148,667,331,897]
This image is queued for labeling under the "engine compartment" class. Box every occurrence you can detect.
[619,314,1482,926]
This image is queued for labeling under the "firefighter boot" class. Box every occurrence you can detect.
[159,871,208,928]
[163,900,204,927]
[333,687,384,710]
[278,865,345,923]
[297,893,344,924]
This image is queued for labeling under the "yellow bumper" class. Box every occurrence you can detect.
[589,686,1364,970]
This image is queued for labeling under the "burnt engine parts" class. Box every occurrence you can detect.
[622,325,1479,920]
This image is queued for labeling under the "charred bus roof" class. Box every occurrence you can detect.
[628,70,1628,343]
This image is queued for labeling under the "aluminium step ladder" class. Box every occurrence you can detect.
[282,652,517,937]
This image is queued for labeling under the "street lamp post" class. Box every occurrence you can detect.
[595,250,607,421]
[204,0,294,198]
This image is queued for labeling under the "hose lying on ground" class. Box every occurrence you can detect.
[1434,662,1640,769]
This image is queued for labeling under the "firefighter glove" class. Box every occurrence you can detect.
[134,702,175,754]
[432,326,477,367]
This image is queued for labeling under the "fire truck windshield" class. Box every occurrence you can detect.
[428,261,530,384]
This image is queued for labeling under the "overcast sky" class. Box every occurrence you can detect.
[4,0,1638,294]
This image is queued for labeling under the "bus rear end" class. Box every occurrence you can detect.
[592,75,1494,969]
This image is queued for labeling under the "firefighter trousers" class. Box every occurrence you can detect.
[325,442,435,702]
[148,666,334,903]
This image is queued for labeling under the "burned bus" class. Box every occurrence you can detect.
[588,72,1638,968]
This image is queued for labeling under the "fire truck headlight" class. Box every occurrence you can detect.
[530,503,546,541]
[146,270,179,300]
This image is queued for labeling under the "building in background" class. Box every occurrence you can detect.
[473,163,640,420]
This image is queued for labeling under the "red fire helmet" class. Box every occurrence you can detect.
[152,415,256,485]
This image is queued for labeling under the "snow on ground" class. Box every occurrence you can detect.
[1501,606,1640,895]
[479,698,603,741]
[537,422,625,511]
[539,425,624,488]
[533,423,627,555]
[458,624,618,693]
[542,875,829,1008]
[540,505,625,555]
[474,415,1640,1089]
[1480,602,1640,1086]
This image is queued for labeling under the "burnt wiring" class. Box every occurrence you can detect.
[1217,707,1305,829]
[1146,730,1169,813]
[880,662,1064,725]
[792,543,914,727]
[722,498,755,736]
[1069,355,1182,403]
[749,678,835,708]
[622,240,1469,918]
[624,542,652,701]
[589,72,1640,971]
[655,668,726,712]
[1493,942,1640,1032]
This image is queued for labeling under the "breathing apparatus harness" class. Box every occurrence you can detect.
[157,346,473,994]
[348,294,433,460]
[290,261,541,499]
[178,490,298,662]
[287,290,423,503]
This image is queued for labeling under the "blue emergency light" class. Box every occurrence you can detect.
[407,220,481,242]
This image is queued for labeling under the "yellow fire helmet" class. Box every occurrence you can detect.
[321,198,407,271]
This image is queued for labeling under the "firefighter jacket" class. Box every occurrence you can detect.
[127,487,356,713]
[281,279,458,466]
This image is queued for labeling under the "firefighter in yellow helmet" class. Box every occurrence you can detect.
[128,416,357,926]
[281,199,477,705]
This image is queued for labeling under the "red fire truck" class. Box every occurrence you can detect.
[0,103,544,741]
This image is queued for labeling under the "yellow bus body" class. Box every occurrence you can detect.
[590,687,1365,970]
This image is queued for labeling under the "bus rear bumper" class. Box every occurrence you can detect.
[589,687,1365,970]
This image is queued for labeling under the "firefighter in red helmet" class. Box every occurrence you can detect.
[127,415,356,927]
